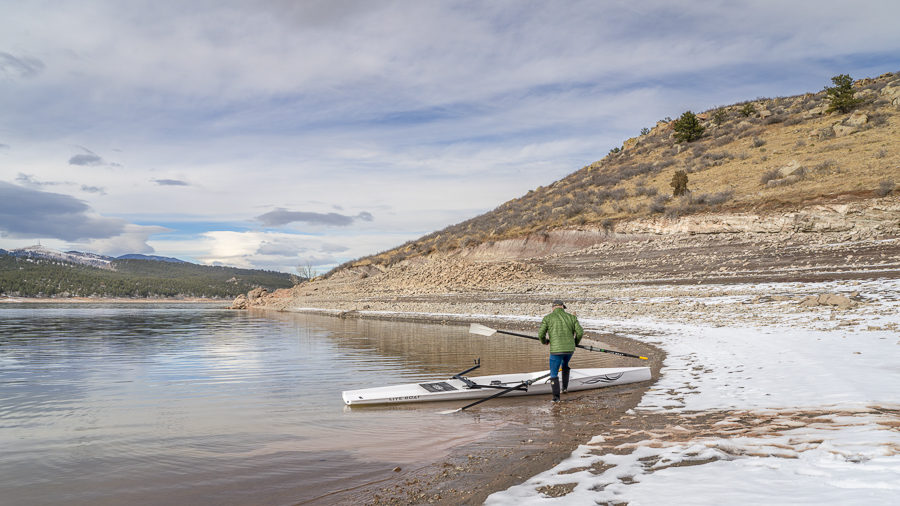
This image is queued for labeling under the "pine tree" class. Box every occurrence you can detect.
[672,111,705,143]
[824,74,864,113]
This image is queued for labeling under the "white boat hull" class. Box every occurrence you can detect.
[342,367,651,405]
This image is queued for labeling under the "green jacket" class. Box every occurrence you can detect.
[538,308,584,354]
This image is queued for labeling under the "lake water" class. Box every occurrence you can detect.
[0,303,618,505]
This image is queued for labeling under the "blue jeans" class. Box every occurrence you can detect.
[549,353,572,378]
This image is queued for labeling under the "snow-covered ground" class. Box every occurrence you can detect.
[487,278,900,505]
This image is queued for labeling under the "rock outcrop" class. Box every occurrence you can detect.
[798,293,858,309]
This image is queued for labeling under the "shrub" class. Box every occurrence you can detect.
[694,190,733,205]
[784,116,803,126]
[634,185,659,197]
[670,170,689,196]
[736,126,764,139]
[739,103,756,117]
[867,112,888,128]
[714,135,734,147]
[641,127,651,135]
[751,136,766,148]
[713,108,728,126]
[824,74,864,113]
[648,194,669,214]
[609,146,621,154]
[673,111,706,143]
[691,143,709,157]
[657,158,676,169]
[760,168,781,185]
[812,159,839,174]
[665,196,699,218]
[876,179,895,197]
[875,148,887,159]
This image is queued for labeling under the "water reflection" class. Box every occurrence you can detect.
[0,304,624,505]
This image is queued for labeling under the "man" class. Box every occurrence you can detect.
[539,299,584,403]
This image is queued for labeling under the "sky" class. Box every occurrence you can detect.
[2,0,900,273]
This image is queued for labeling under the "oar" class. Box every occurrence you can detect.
[439,372,552,414]
[469,323,648,360]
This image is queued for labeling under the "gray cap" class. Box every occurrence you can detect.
[552,299,566,308]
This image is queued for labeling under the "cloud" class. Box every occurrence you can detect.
[298,255,337,267]
[254,208,375,227]
[68,153,105,166]
[320,243,349,253]
[0,182,126,241]
[15,173,107,195]
[256,241,303,257]
[0,51,45,79]
[68,147,121,167]
[75,224,172,256]
[153,179,190,186]
[80,185,108,195]
[16,172,66,188]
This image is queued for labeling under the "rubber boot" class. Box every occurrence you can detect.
[550,377,561,403]
[561,366,570,394]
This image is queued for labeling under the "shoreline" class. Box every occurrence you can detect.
[0,296,227,304]
[262,306,665,505]
[246,256,898,503]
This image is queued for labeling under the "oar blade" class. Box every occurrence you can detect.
[469,323,497,337]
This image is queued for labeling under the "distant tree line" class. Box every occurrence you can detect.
[0,255,293,299]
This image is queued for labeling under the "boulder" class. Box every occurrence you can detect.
[799,293,857,309]
[845,111,868,127]
[817,293,856,309]
[778,161,804,178]
[881,85,900,107]
[247,287,268,300]
[230,294,250,309]
[806,105,826,116]
[833,124,857,137]
[759,109,772,119]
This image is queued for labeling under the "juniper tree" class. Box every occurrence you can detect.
[670,170,689,196]
[824,74,864,113]
[673,111,705,143]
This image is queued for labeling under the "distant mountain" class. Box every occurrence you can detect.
[1,249,293,299]
[117,254,188,263]
[2,246,190,268]
[6,245,115,269]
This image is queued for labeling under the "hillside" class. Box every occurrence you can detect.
[331,72,899,274]
[0,254,293,299]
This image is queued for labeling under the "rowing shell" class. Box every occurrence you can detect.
[342,367,650,406]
